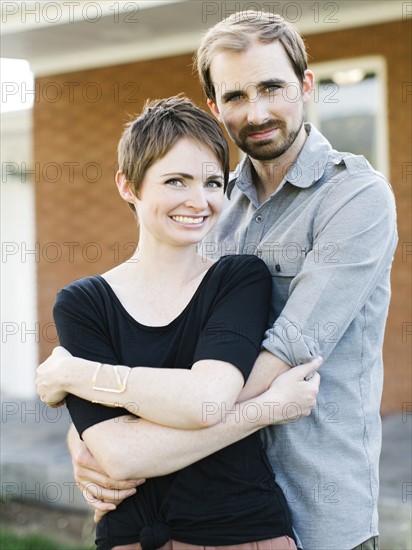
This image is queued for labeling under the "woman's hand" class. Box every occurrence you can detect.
[258,357,322,425]
[36,346,72,407]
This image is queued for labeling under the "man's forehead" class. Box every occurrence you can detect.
[210,41,296,88]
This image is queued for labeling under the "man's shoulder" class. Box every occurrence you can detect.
[337,153,372,174]
[298,125,389,185]
[326,152,393,197]
[306,134,392,198]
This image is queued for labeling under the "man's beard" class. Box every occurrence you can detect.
[234,117,304,161]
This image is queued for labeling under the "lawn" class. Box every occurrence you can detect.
[0,529,93,550]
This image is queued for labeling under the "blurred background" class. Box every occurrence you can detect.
[1,0,411,547]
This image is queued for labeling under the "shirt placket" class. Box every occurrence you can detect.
[244,195,283,263]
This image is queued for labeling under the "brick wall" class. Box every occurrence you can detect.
[34,20,411,413]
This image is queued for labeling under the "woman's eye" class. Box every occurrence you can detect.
[165,179,184,187]
[205,180,223,188]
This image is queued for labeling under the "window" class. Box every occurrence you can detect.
[305,56,389,177]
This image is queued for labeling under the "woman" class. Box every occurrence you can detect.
[36,96,320,550]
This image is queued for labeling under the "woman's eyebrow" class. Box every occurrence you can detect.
[205,174,224,181]
[160,172,193,179]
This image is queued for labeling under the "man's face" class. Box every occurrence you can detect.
[207,41,313,161]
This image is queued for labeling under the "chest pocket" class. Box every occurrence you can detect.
[257,241,308,322]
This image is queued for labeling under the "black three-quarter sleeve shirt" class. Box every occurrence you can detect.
[53,255,295,549]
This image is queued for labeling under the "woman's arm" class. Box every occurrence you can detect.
[77,358,321,480]
[37,257,273,430]
[38,353,244,429]
[37,347,290,426]
[237,349,292,401]
[66,353,317,518]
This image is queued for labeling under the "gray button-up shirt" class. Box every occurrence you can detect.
[202,124,398,550]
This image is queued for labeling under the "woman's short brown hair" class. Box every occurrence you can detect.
[195,10,308,102]
[117,95,229,213]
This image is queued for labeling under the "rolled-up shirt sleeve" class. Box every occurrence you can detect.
[262,170,398,366]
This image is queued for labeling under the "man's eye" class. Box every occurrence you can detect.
[226,94,242,102]
[266,85,280,93]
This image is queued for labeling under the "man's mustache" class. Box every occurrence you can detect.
[239,119,286,139]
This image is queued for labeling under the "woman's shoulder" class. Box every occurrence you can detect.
[215,254,271,275]
[58,274,106,296]
[54,275,109,312]
[209,254,271,287]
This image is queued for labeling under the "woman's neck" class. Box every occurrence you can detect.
[103,238,215,326]
[125,239,212,288]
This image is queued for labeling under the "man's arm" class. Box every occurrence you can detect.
[263,170,398,365]
[67,424,141,516]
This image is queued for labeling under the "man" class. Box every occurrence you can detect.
[68,11,397,550]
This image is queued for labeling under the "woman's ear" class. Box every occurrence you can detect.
[115,171,136,203]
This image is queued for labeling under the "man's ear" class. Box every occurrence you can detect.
[207,98,222,122]
[302,70,315,103]
[115,171,135,203]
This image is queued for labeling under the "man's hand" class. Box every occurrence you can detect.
[258,357,322,425]
[68,425,145,522]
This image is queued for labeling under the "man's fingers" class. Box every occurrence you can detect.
[94,510,105,523]
[76,465,143,491]
[94,508,111,523]
[82,484,137,504]
[87,497,116,511]
[47,399,66,408]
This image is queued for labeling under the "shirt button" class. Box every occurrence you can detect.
[255,215,262,223]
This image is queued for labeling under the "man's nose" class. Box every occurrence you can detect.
[246,96,270,126]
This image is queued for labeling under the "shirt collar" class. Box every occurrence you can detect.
[227,123,339,200]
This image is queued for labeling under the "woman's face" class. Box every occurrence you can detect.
[133,138,225,248]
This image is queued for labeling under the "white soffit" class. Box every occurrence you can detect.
[0,0,407,77]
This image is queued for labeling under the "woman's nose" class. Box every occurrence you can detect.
[184,186,209,210]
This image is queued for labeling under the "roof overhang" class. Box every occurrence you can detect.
[1,0,407,76]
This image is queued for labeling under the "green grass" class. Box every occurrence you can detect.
[0,529,93,550]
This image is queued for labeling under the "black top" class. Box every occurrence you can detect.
[54,255,294,549]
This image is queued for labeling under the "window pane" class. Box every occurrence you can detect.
[306,73,381,169]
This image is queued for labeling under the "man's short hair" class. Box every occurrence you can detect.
[117,95,229,214]
[195,11,308,102]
